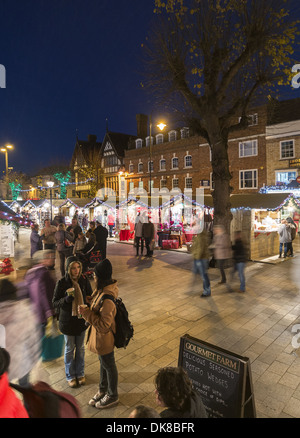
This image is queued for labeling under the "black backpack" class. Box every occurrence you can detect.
[101,294,134,349]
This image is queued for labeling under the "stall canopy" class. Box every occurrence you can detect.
[229,193,298,210]
[0,200,32,226]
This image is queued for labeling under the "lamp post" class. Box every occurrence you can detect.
[148,117,166,198]
[0,144,13,179]
[47,180,54,223]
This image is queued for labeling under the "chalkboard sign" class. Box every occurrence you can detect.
[178,334,256,418]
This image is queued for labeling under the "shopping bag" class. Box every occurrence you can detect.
[42,335,64,362]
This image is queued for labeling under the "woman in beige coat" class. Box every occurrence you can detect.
[78,258,119,410]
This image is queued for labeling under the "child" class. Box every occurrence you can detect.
[73,231,87,255]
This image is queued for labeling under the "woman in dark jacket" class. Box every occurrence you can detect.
[30,224,43,258]
[52,256,93,388]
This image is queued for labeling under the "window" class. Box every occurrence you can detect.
[160,179,167,189]
[181,127,189,139]
[148,161,153,172]
[185,155,192,168]
[185,177,192,189]
[129,182,134,192]
[138,162,143,173]
[135,139,143,149]
[156,134,164,144]
[160,159,166,171]
[172,178,179,189]
[280,140,294,159]
[129,164,134,173]
[239,140,258,157]
[172,157,178,169]
[240,169,257,189]
[168,130,177,142]
[276,170,297,185]
[146,136,153,147]
[238,114,258,126]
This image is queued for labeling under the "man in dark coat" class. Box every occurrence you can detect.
[93,221,108,260]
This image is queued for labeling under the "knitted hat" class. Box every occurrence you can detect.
[0,279,17,302]
[94,258,112,280]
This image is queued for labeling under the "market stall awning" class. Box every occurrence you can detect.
[229,193,297,210]
[60,197,92,209]
[0,200,32,226]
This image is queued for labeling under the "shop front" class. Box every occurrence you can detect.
[230,193,300,260]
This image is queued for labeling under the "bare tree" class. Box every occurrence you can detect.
[143,0,299,230]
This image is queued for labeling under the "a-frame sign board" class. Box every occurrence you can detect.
[178,334,256,418]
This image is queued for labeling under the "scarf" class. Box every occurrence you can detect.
[70,277,84,317]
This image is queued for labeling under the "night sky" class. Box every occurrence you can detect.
[0,0,299,177]
[0,0,156,176]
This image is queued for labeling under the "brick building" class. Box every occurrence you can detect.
[124,106,269,197]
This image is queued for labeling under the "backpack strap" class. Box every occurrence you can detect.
[100,294,116,307]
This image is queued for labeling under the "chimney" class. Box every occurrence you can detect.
[136,114,148,139]
[88,134,97,143]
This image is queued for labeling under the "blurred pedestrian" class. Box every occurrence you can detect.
[190,228,211,297]
[134,213,144,256]
[30,224,43,258]
[0,348,29,418]
[52,256,92,388]
[142,216,155,257]
[55,223,74,277]
[212,225,232,284]
[24,250,56,337]
[93,221,108,260]
[231,231,247,293]
[128,405,160,418]
[79,258,119,409]
[0,279,41,387]
[82,214,89,230]
[154,367,207,418]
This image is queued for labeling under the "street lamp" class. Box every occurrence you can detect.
[0,144,13,179]
[47,180,54,222]
[149,117,166,198]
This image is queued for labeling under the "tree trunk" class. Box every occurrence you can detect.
[210,130,232,233]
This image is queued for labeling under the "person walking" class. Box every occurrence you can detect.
[0,279,41,388]
[142,216,155,257]
[52,256,92,388]
[24,250,57,337]
[278,219,290,258]
[134,214,144,256]
[79,258,119,409]
[55,223,74,277]
[154,367,207,418]
[231,231,247,293]
[190,228,211,297]
[30,223,43,258]
[212,225,232,284]
[93,220,108,260]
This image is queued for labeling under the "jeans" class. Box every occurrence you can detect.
[279,242,287,257]
[232,262,245,291]
[135,236,144,255]
[193,259,211,296]
[99,351,118,398]
[108,225,114,237]
[144,237,153,256]
[64,331,86,381]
